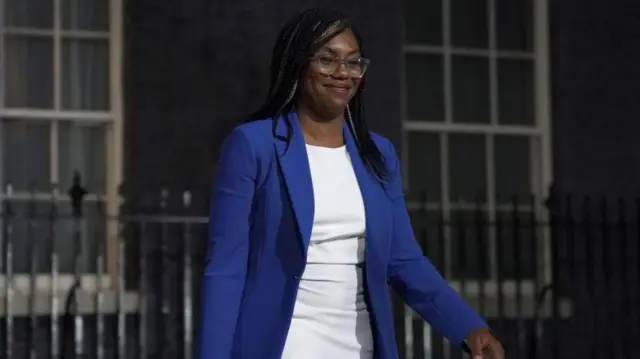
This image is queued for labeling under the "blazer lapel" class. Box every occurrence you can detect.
[273,112,315,254]
[273,112,386,257]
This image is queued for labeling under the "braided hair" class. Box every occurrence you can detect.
[247,7,389,182]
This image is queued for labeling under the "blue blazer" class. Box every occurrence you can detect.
[198,111,487,359]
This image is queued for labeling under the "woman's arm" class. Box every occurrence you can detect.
[198,128,256,359]
[382,139,488,346]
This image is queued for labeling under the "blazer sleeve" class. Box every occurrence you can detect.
[383,139,488,346]
[198,128,256,359]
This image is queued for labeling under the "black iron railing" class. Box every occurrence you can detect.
[0,182,638,359]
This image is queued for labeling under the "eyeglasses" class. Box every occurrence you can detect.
[308,54,370,78]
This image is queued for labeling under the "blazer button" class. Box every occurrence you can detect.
[293,276,299,280]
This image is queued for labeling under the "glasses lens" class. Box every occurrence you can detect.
[351,59,369,78]
[312,56,369,78]
[315,56,337,73]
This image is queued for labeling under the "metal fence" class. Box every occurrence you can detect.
[1,184,639,359]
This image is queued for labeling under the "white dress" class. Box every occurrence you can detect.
[280,144,374,359]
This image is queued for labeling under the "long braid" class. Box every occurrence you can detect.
[247,7,390,181]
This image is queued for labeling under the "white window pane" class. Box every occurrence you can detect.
[451,0,488,48]
[5,0,53,28]
[58,121,107,194]
[4,36,54,108]
[405,54,444,122]
[498,59,535,125]
[496,0,533,51]
[407,131,441,201]
[452,56,490,124]
[449,134,486,202]
[494,135,531,202]
[404,0,442,45]
[62,39,110,111]
[62,0,109,31]
[496,210,537,279]
[1,119,51,192]
[450,209,490,280]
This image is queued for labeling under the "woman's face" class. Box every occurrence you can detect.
[298,29,366,119]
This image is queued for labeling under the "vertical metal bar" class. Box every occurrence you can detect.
[96,207,105,359]
[454,211,467,359]
[582,197,595,359]
[549,196,561,359]
[73,200,85,358]
[419,192,431,358]
[475,195,486,319]
[494,203,504,336]
[3,184,15,359]
[421,196,434,359]
[511,197,522,358]
[159,188,171,359]
[630,198,640,357]
[0,187,5,359]
[599,198,614,357]
[563,196,577,357]
[528,194,540,359]
[6,188,14,359]
[27,192,38,359]
[117,217,126,359]
[413,192,428,359]
[182,191,194,359]
[617,198,630,358]
[139,220,148,359]
[50,188,60,359]
[435,207,447,359]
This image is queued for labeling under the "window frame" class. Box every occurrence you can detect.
[0,0,124,305]
[400,2,554,356]
[401,0,553,294]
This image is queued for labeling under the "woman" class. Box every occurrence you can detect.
[199,7,504,359]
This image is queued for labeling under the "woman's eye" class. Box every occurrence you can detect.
[318,56,335,65]
[346,59,361,67]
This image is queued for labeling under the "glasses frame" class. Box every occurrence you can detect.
[308,54,371,79]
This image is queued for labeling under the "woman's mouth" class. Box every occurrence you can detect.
[324,84,351,96]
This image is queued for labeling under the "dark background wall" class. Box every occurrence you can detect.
[547,3,640,358]
[123,1,403,211]
[550,1,640,197]
[123,1,640,202]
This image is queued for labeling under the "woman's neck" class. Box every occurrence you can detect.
[296,105,344,148]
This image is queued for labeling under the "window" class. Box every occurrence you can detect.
[0,0,124,311]
[402,0,552,296]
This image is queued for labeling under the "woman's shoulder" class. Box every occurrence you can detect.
[369,132,398,160]
[224,118,274,153]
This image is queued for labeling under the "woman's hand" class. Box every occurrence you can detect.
[467,327,504,359]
